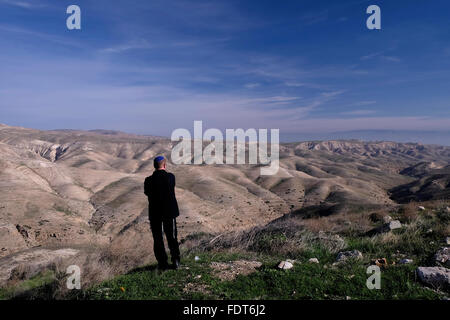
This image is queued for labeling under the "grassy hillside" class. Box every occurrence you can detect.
[2,202,448,300]
[82,253,440,300]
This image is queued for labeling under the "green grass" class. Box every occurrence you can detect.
[213,263,438,300]
[0,270,56,300]
[345,207,449,266]
[78,207,448,300]
[79,251,442,300]
[3,204,448,300]
[250,232,288,253]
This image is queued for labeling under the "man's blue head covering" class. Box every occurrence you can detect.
[154,156,166,169]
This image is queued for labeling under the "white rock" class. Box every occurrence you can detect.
[374,220,403,234]
[387,220,402,231]
[336,250,363,262]
[278,260,294,270]
[308,258,319,264]
[399,259,413,264]
[194,256,200,262]
[286,259,296,264]
[434,247,450,268]
[418,206,426,211]
[417,267,450,289]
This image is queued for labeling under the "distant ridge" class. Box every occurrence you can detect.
[281,130,450,146]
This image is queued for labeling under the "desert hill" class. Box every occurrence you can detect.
[0,124,449,286]
[390,163,450,203]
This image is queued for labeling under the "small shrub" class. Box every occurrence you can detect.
[398,203,418,223]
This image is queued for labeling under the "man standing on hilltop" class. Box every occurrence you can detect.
[144,156,181,270]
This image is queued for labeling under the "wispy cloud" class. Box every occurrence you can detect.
[299,10,329,25]
[360,50,401,63]
[0,0,45,9]
[101,40,153,53]
[381,56,401,62]
[0,24,83,48]
[321,90,345,98]
[284,82,306,87]
[244,83,260,89]
[360,51,384,61]
[241,96,301,105]
[350,100,377,107]
[341,109,376,115]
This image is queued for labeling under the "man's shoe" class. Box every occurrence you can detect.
[158,262,170,271]
[172,259,180,270]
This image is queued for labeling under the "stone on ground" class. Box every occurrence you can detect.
[336,250,363,262]
[434,247,450,268]
[278,260,294,270]
[385,220,402,231]
[399,258,413,264]
[416,267,450,290]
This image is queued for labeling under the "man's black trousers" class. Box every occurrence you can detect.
[149,216,180,266]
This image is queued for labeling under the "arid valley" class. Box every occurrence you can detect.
[0,124,449,299]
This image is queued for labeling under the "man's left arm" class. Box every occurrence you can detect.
[144,177,151,196]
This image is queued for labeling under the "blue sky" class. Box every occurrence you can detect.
[1,0,450,143]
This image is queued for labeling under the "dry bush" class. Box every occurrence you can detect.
[186,219,303,255]
[45,240,155,298]
[181,232,215,251]
[333,212,373,234]
[187,215,348,257]
[7,264,33,284]
[368,211,388,223]
[300,217,330,233]
[376,231,401,245]
[398,202,419,223]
